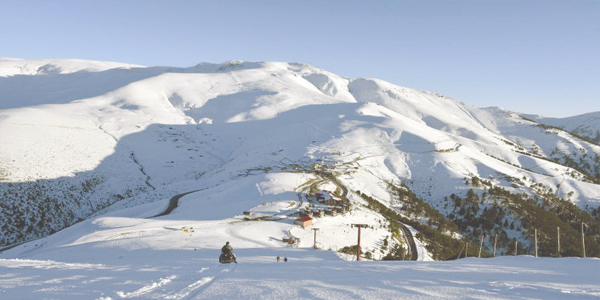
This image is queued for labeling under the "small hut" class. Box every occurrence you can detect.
[295,215,313,228]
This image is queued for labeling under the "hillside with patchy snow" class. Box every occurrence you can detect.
[524,112,600,144]
[1,58,599,262]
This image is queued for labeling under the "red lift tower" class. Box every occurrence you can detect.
[351,224,369,261]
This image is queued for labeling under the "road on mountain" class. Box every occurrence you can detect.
[398,222,419,260]
[150,190,201,218]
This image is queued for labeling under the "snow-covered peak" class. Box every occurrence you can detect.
[523,111,600,143]
[1,58,599,287]
[0,58,143,77]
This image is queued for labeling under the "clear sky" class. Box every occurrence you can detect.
[1,0,598,117]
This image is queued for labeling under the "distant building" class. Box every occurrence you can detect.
[326,199,344,206]
[312,209,324,218]
[341,204,350,213]
[315,192,326,202]
[295,215,313,228]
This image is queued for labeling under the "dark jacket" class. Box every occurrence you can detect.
[222,244,233,254]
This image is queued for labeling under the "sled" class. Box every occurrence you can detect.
[219,252,237,264]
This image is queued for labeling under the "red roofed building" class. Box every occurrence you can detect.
[295,215,313,228]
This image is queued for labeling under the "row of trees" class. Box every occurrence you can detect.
[446,176,599,258]
[358,184,469,261]
[355,173,599,260]
[550,148,600,183]
[0,175,140,247]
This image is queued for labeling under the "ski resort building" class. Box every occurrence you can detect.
[295,215,313,228]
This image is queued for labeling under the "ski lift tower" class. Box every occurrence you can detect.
[312,228,319,249]
[351,224,369,261]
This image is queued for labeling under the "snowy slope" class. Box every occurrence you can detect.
[1,57,600,298]
[2,172,599,298]
[0,57,141,76]
[524,111,600,144]
[2,239,599,299]
[1,58,599,268]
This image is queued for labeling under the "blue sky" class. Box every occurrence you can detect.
[1,0,598,117]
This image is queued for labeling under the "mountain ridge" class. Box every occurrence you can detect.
[1,58,598,260]
[522,111,600,144]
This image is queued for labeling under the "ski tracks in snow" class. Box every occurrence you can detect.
[116,275,177,298]
[183,264,237,300]
[164,276,213,300]
[113,265,237,300]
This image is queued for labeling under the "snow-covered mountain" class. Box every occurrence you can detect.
[523,112,600,144]
[1,58,599,298]
[1,58,599,261]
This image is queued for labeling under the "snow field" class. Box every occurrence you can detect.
[1,58,600,299]
[1,250,598,299]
